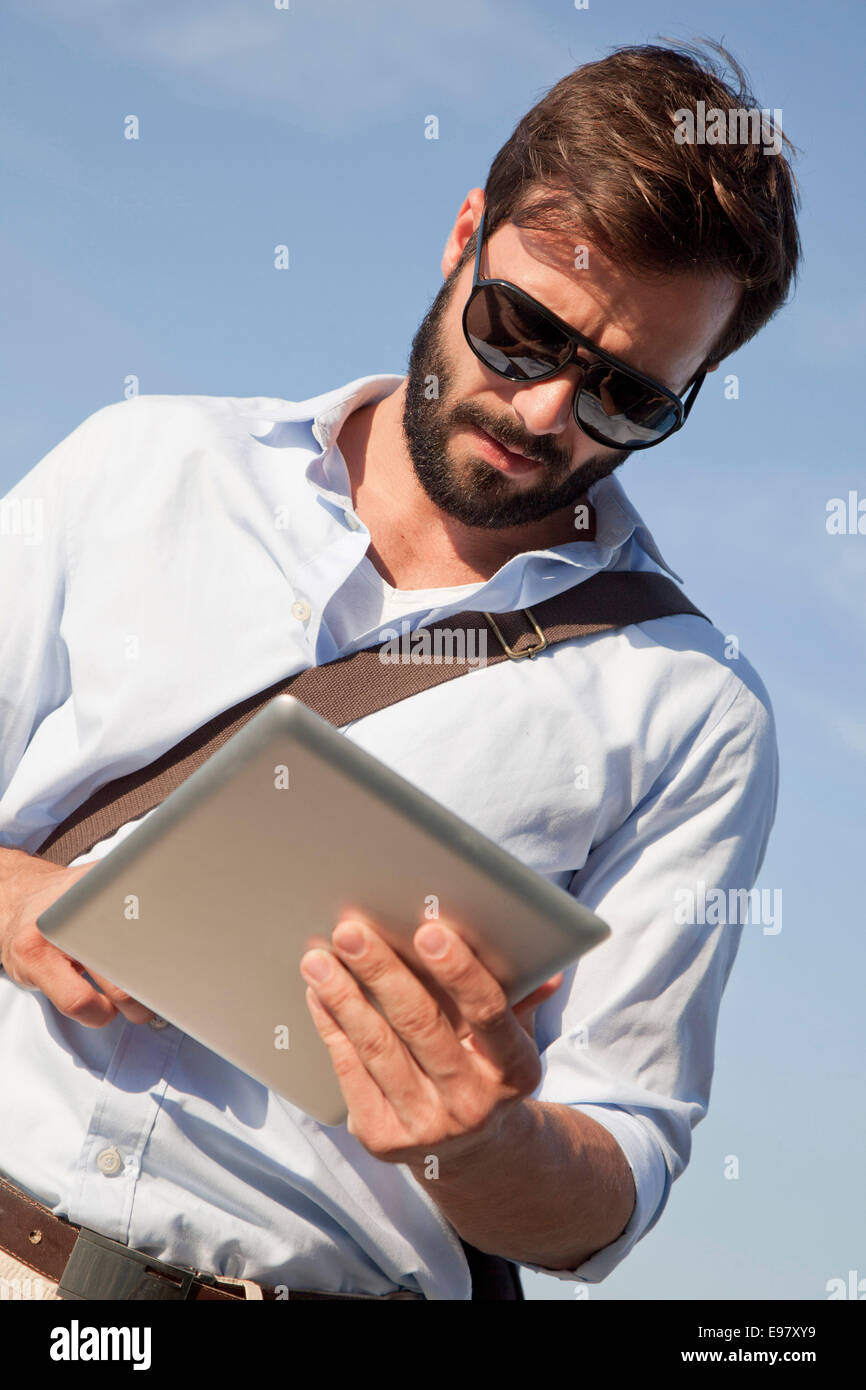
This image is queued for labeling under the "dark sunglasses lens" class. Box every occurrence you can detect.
[464,284,571,380]
[577,364,681,445]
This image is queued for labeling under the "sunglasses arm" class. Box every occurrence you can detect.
[681,370,707,422]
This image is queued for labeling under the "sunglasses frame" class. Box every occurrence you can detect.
[461,204,707,451]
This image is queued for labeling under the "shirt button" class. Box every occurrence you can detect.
[96,1147,124,1177]
[148,1016,169,1030]
[291,600,311,622]
[344,511,361,531]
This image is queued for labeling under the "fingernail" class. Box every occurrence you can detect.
[332,923,366,957]
[416,925,447,958]
[301,950,334,982]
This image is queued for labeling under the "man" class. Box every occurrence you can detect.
[0,41,799,1300]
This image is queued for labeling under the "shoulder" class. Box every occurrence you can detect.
[54,391,310,512]
[632,606,779,783]
[556,580,777,780]
[64,391,304,457]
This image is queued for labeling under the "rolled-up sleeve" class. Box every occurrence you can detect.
[523,671,779,1283]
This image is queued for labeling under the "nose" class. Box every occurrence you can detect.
[508,366,585,439]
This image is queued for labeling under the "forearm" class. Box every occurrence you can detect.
[407,1099,636,1270]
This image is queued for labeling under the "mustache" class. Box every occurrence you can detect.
[451,407,570,471]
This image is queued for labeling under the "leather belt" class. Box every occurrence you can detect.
[0,1173,423,1300]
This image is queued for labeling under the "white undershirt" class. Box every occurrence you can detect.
[322,553,483,649]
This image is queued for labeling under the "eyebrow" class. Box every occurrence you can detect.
[481,240,681,395]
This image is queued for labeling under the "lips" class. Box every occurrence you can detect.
[468,426,544,476]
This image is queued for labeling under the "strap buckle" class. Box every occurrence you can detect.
[57,1227,199,1300]
[483,607,549,660]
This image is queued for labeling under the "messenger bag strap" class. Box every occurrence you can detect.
[33,570,708,868]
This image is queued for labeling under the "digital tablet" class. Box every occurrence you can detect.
[37,695,610,1126]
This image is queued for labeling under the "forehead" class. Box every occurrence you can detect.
[481,218,738,388]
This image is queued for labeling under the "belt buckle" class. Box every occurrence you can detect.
[57,1227,199,1301]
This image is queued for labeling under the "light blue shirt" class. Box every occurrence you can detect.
[0,373,779,1298]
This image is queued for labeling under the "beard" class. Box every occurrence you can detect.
[401,266,630,530]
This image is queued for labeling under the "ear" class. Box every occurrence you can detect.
[705,361,721,373]
[441,188,485,279]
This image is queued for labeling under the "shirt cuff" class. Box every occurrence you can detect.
[517,1103,669,1284]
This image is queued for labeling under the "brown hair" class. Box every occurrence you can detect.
[470,39,802,369]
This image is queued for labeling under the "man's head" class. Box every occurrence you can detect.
[402,40,801,531]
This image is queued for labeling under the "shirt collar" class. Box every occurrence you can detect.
[309,372,405,454]
[586,473,683,582]
[295,372,682,583]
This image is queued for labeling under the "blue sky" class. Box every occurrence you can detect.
[1,0,863,1300]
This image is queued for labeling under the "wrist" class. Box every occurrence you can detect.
[407,1097,540,1187]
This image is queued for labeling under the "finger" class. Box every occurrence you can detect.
[328,920,468,1086]
[87,970,157,1024]
[300,943,428,1115]
[5,928,119,1028]
[304,985,391,1133]
[513,974,564,1013]
[413,922,539,1088]
[513,973,563,1037]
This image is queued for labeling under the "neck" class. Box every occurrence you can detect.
[335,382,583,589]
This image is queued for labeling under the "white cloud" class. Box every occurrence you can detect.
[10,0,577,137]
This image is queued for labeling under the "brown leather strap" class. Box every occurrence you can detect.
[34,570,707,867]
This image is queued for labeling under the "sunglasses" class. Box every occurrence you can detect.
[461,205,706,451]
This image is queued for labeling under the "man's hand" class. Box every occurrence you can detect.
[0,847,156,1027]
[300,915,562,1164]
[300,914,636,1268]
